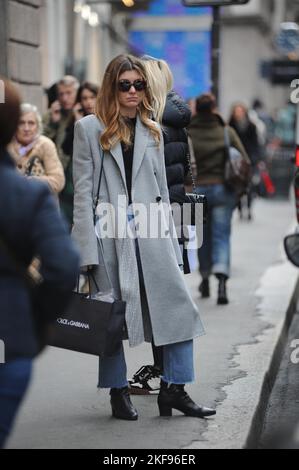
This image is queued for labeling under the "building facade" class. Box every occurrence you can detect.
[220,0,292,118]
[0,0,121,111]
[0,0,296,117]
[0,0,43,109]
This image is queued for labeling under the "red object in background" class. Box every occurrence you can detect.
[260,169,276,195]
[296,146,299,168]
[258,162,276,196]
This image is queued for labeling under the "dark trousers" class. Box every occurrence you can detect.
[135,239,164,372]
[0,359,32,448]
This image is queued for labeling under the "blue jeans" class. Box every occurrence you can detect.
[0,359,32,448]
[98,340,194,388]
[195,184,236,279]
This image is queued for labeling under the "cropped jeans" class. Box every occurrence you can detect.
[195,184,236,279]
[98,340,194,389]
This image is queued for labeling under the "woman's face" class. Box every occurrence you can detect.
[233,106,246,121]
[117,70,146,117]
[16,112,38,146]
[80,88,97,115]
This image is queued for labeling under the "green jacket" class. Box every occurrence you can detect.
[188,113,249,185]
[42,110,73,171]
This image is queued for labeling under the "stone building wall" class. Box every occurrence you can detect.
[0,0,43,109]
[220,0,289,118]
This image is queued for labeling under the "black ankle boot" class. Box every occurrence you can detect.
[158,381,216,418]
[110,387,138,421]
[199,279,210,298]
[217,275,229,305]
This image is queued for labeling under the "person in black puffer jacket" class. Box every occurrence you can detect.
[163,90,191,204]
[128,57,192,396]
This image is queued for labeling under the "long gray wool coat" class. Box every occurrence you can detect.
[72,114,205,347]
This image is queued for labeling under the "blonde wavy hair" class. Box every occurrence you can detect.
[142,57,174,124]
[96,55,160,151]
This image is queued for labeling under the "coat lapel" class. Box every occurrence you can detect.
[107,115,149,198]
[132,116,149,187]
[95,117,127,190]
[109,141,127,190]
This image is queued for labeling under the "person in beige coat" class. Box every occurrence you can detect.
[9,103,65,195]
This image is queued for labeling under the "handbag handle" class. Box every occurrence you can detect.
[87,270,100,294]
[91,147,115,293]
[93,147,105,226]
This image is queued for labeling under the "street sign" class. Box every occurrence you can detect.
[182,0,250,6]
[264,60,299,85]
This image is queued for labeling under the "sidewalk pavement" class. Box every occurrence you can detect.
[6,198,298,449]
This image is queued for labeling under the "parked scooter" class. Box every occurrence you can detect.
[284,231,299,267]
[279,153,299,449]
[284,155,299,266]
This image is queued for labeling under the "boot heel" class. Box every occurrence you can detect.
[158,404,172,416]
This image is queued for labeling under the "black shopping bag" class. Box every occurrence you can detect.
[47,291,126,357]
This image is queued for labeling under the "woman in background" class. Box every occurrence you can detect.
[229,103,260,220]
[61,81,99,227]
[129,55,193,395]
[9,103,65,196]
[188,93,249,305]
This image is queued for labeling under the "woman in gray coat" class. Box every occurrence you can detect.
[72,55,215,421]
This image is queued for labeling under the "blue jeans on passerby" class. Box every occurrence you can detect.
[0,359,32,448]
[195,184,236,279]
[98,340,194,388]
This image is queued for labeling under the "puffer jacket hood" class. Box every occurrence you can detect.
[163,90,191,129]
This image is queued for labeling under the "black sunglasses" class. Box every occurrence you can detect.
[118,79,147,92]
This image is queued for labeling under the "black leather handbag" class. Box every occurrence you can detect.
[171,136,207,226]
[171,190,207,226]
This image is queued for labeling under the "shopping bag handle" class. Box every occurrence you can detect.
[92,147,115,292]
